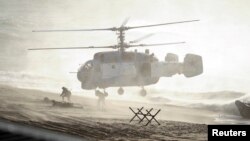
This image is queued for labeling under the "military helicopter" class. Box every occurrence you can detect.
[29,19,203,96]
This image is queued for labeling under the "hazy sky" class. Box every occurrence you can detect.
[0,0,250,93]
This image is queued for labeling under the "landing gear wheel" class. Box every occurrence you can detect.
[140,88,147,97]
[118,87,124,95]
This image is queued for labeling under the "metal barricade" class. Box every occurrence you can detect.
[129,107,161,126]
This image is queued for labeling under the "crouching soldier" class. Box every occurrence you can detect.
[60,87,71,102]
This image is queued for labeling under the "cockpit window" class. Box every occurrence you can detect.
[79,60,93,71]
[84,61,93,70]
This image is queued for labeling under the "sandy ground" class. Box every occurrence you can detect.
[0,85,209,141]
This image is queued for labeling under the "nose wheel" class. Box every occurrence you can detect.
[140,87,147,97]
[118,87,124,95]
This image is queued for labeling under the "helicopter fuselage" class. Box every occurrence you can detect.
[77,51,203,90]
[77,51,159,89]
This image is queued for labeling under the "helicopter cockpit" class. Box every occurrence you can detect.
[77,60,93,84]
[83,60,93,70]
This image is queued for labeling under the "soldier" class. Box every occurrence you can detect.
[95,89,108,110]
[60,87,71,102]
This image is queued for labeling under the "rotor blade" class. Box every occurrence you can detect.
[128,42,185,48]
[32,27,116,32]
[129,33,154,44]
[121,17,130,27]
[127,20,199,30]
[28,45,117,50]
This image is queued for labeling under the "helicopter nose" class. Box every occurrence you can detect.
[77,66,96,89]
[77,68,87,83]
